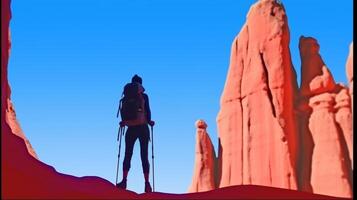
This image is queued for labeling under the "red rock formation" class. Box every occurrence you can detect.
[299,37,336,97]
[298,36,352,198]
[295,98,314,193]
[335,86,353,169]
[2,0,352,198]
[190,2,353,198]
[188,120,216,192]
[5,99,38,159]
[216,0,298,189]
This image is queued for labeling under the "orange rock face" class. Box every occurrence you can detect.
[188,120,217,193]
[6,99,38,159]
[334,86,353,170]
[299,37,336,97]
[217,0,298,189]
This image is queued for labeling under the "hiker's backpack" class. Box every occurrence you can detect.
[119,83,146,123]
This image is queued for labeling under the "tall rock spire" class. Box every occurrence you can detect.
[188,120,217,193]
[216,0,298,189]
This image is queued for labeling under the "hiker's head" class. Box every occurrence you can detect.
[131,74,142,84]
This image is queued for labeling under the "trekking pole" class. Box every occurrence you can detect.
[150,125,155,192]
[115,126,124,185]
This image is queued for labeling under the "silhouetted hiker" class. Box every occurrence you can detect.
[117,74,155,193]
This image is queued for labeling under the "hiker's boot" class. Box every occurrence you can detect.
[116,179,127,190]
[144,181,152,193]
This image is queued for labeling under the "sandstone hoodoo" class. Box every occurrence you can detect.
[298,36,353,198]
[299,37,336,97]
[335,86,353,170]
[189,1,353,198]
[189,120,217,193]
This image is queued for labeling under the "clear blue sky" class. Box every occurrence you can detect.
[9,0,352,194]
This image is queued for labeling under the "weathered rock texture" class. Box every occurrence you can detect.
[335,86,353,170]
[298,36,353,197]
[189,120,217,193]
[5,99,38,159]
[216,0,298,190]
[189,1,353,198]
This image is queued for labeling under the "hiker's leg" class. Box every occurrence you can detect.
[139,125,150,178]
[144,172,149,182]
[139,125,152,192]
[117,170,129,189]
[122,127,137,177]
[122,170,129,180]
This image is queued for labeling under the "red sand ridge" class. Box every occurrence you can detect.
[189,1,353,199]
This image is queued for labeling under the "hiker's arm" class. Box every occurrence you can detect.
[144,94,151,122]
